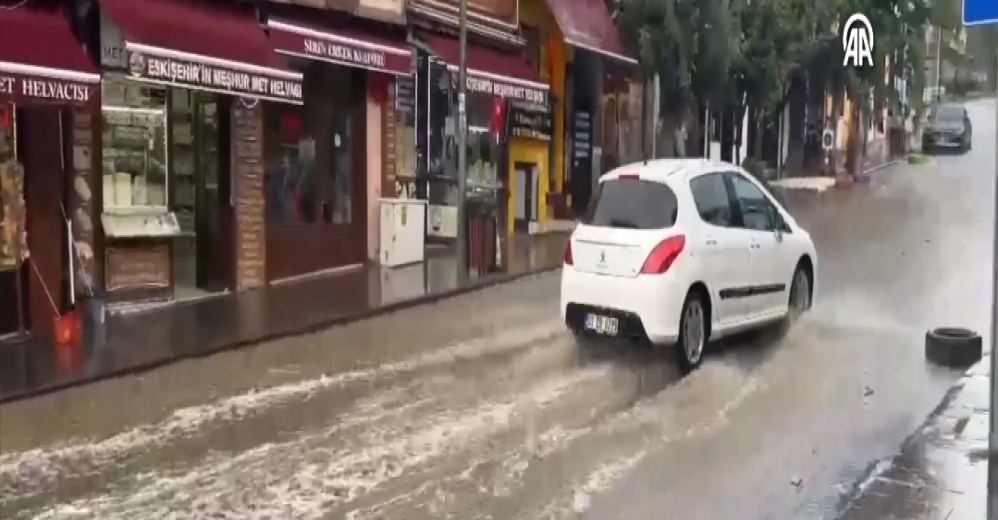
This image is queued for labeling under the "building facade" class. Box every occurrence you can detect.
[407,0,550,243]
[517,0,634,224]
[0,1,102,341]
[262,0,411,279]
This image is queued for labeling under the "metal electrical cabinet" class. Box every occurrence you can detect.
[379,198,427,267]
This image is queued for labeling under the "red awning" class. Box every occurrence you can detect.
[267,17,412,76]
[419,34,549,105]
[0,6,100,106]
[99,0,303,104]
[544,0,636,66]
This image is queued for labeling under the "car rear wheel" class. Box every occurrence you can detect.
[788,267,811,320]
[676,292,706,374]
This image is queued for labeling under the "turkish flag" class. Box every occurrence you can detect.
[490,97,507,139]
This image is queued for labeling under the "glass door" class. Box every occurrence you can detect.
[193,93,226,292]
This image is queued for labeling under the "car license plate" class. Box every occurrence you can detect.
[585,313,619,336]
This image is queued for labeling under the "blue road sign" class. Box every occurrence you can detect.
[963,0,998,26]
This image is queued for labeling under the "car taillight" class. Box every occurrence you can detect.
[564,241,574,265]
[640,235,686,274]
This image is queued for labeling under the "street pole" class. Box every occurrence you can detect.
[455,0,469,285]
[934,25,943,100]
[989,54,998,520]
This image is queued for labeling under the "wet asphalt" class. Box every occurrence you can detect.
[0,99,994,520]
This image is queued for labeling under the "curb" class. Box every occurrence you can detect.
[0,263,565,405]
[834,158,907,189]
[834,355,988,515]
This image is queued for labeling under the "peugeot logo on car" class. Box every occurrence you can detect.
[598,251,606,266]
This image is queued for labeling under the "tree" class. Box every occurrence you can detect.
[615,0,936,167]
[616,0,739,157]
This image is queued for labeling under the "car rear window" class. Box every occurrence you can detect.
[582,178,678,229]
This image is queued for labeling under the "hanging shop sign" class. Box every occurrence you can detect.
[0,70,98,106]
[268,20,412,76]
[126,50,303,105]
[507,100,552,141]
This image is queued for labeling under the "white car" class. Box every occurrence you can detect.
[560,159,817,373]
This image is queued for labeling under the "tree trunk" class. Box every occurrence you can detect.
[657,110,681,158]
[734,105,744,165]
[720,106,734,163]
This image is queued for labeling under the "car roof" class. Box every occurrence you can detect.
[601,158,737,183]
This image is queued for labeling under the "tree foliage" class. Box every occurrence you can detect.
[616,0,938,159]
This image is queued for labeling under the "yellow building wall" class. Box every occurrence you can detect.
[514,0,567,230]
[506,137,550,236]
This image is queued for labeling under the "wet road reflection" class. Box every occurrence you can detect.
[0,99,994,519]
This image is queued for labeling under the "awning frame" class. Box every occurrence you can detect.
[564,38,638,66]
[0,62,101,85]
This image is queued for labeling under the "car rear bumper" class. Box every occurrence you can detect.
[560,267,683,344]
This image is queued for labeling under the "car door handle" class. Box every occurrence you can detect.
[750,243,761,250]
[706,239,717,246]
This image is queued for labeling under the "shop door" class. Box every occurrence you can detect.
[266,65,367,282]
[193,94,233,292]
[513,162,537,232]
[18,106,67,340]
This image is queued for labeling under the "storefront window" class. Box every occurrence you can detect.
[101,76,168,212]
[464,92,501,191]
[0,104,25,270]
[264,62,357,225]
[394,77,416,180]
[264,106,317,224]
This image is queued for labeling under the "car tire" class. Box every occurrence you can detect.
[925,327,982,368]
[777,265,811,335]
[676,291,707,375]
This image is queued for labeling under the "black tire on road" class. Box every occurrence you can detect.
[924,327,982,368]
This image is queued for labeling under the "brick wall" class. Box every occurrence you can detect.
[231,102,266,291]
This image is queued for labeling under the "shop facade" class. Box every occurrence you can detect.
[92,0,303,304]
[262,0,411,279]
[0,3,101,342]
[408,0,550,242]
[519,0,635,217]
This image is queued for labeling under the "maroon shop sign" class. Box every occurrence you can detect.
[0,70,98,106]
[268,21,412,76]
[127,51,303,104]
[452,69,548,104]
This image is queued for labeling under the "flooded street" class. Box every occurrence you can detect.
[0,99,994,519]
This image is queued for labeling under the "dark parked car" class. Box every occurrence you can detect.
[922,104,972,153]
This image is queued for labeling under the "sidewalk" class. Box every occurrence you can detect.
[0,232,568,404]
[836,358,990,520]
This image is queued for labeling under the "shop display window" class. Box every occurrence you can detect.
[101,76,168,213]
[0,103,26,270]
[464,92,501,192]
[264,105,318,224]
[264,63,357,225]
[394,77,416,180]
